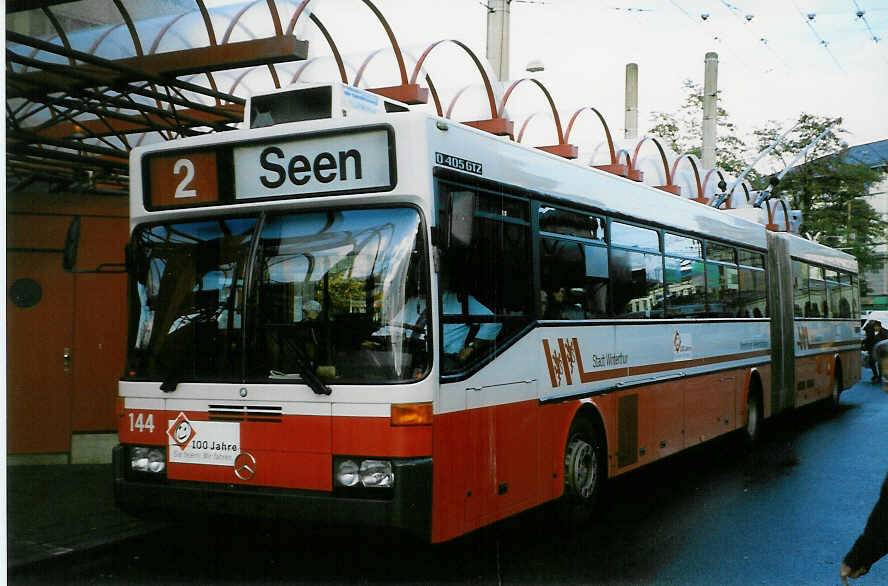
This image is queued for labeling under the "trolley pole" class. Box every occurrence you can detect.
[702,51,718,169]
[625,63,638,140]
[486,0,511,81]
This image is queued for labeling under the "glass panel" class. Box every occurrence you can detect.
[439,188,531,375]
[665,257,706,317]
[792,261,808,318]
[539,207,606,242]
[706,242,736,264]
[250,208,430,383]
[478,192,529,221]
[738,249,764,268]
[611,249,664,318]
[828,279,843,318]
[611,222,660,251]
[126,218,258,382]
[738,267,768,318]
[540,238,609,319]
[837,285,853,318]
[809,274,828,318]
[705,262,740,317]
[664,233,703,258]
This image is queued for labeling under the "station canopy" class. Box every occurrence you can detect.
[5,0,321,195]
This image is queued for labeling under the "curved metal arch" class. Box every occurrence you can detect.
[195,0,218,44]
[286,0,409,85]
[353,48,386,87]
[40,7,75,65]
[409,39,498,119]
[265,0,284,36]
[149,12,191,54]
[767,199,791,231]
[632,136,673,184]
[222,0,262,44]
[564,106,616,164]
[228,67,257,96]
[670,153,704,201]
[290,53,355,85]
[517,112,545,143]
[498,78,564,143]
[112,0,144,56]
[701,168,726,196]
[615,149,633,166]
[308,13,348,84]
[87,23,125,56]
[194,0,222,105]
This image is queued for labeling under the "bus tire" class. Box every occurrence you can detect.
[559,418,604,521]
[744,387,762,447]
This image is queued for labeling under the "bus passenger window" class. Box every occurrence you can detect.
[664,233,704,318]
[611,249,664,318]
[539,207,606,242]
[738,266,768,318]
[438,184,532,375]
[665,257,705,317]
[705,262,739,317]
[792,261,808,318]
[540,237,608,319]
[808,265,827,318]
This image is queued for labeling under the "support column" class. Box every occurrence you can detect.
[702,51,718,169]
[624,63,638,140]
[486,0,511,81]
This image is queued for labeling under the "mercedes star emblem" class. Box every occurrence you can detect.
[234,452,257,481]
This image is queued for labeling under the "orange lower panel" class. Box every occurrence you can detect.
[332,417,432,457]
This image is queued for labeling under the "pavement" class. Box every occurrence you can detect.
[6,463,166,570]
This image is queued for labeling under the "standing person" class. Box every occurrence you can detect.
[863,320,888,382]
[840,473,888,584]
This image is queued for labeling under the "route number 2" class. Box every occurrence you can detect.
[129,412,156,433]
[173,158,197,199]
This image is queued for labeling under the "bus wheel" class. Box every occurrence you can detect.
[744,390,762,446]
[561,419,604,517]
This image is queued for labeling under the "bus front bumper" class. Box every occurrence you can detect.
[112,445,432,540]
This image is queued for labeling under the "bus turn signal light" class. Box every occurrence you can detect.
[391,402,433,426]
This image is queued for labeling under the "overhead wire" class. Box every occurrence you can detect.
[669,0,758,74]
[792,0,847,73]
[850,0,888,67]
[714,0,793,73]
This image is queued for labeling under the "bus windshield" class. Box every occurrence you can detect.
[126,207,431,386]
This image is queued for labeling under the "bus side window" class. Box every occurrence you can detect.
[539,237,608,319]
[438,185,532,375]
[610,222,663,319]
[792,260,811,317]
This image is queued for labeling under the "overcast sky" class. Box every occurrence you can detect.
[267,0,887,159]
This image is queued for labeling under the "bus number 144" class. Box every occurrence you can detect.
[128,412,156,433]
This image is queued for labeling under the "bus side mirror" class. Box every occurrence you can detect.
[449,190,475,248]
[62,217,81,272]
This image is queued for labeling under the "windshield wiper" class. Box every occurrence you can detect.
[282,339,332,396]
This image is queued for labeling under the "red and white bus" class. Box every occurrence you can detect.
[114,82,862,543]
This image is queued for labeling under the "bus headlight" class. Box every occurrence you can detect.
[130,446,166,474]
[359,460,393,488]
[334,458,395,488]
[336,459,360,487]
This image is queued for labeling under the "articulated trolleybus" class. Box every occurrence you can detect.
[115,82,861,543]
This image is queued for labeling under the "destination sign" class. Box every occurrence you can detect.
[234,127,395,200]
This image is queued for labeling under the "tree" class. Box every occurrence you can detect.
[648,80,749,176]
[752,114,884,273]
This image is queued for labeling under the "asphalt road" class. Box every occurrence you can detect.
[11,375,888,585]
